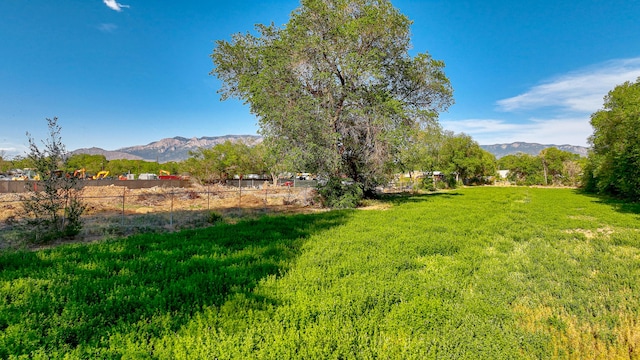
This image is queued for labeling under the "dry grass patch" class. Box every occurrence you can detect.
[514,303,640,359]
[564,227,615,239]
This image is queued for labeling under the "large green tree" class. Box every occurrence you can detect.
[212,0,453,192]
[439,133,496,185]
[498,153,543,185]
[539,147,580,186]
[394,123,445,180]
[584,77,640,200]
[186,141,257,184]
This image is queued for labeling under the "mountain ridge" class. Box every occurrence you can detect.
[71,137,588,162]
[480,142,589,158]
[71,135,262,163]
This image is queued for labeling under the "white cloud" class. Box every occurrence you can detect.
[496,57,640,113]
[441,58,640,146]
[97,23,118,33]
[441,117,592,146]
[103,0,129,12]
[0,143,28,159]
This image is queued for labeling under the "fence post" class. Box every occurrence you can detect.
[238,183,242,208]
[170,191,174,228]
[264,185,268,209]
[121,187,125,227]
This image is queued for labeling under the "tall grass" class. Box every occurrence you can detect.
[1,187,639,359]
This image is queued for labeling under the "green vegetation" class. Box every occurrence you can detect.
[498,148,585,186]
[584,77,640,200]
[2,187,639,358]
[184,141,267,184]
[212,0,453,195]
[21,117,86,243]
[439,132,496,185]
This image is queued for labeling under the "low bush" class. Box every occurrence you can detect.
[316,177,363,209]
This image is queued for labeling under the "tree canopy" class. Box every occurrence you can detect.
[439,133,495,184]
[185,140,263,183]
[498,148,582,186]
[584,77,640,200]
[212,0,453,192]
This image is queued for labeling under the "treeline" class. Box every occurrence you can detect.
[497,147,585,187]
[0,153,183,179]
[0,142,271,183]
[1,136,587,188]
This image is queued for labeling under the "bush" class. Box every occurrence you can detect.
[20,117,86,243]
[420,178,437,192]
[316,177,363,209]
[207,212,224,225]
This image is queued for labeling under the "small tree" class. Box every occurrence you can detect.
[21,117,86,243]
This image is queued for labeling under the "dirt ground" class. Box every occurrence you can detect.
[0,183,322,250]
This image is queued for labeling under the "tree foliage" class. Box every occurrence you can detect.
[539,147,580,186]
[584,78,640,200]
[439,133,496,185]
[186,141,261,184]
[0,151,11,173]
[21,117,86,243]
[212,0,453,194]
[498,153,543,185]
[498,148,583,186]
[394,123,444,179]
[65,154,108,175]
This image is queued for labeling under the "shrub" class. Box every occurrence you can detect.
[20,117,86,243]
[316,177,363,209]
[420,178,437,192]
[207,212,224,225]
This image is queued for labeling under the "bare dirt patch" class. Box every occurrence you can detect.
[0,183,321,250]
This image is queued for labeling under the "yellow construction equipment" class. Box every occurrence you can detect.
[92,170,109,180]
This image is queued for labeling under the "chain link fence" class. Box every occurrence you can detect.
[0,183,318,247]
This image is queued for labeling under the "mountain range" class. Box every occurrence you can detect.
[71,135,262,163]
[480,142,589,159]
[71,136,589,163]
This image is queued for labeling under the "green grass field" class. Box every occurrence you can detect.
[1,187,639,359]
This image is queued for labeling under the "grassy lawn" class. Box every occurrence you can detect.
[1,187,639,359]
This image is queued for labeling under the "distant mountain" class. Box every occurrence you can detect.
[69,147,144,161]
[481,142,589,159]
[71,138,588,163]
[71,135,262,163]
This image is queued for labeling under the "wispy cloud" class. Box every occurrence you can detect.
[0,143,28,159]
[441,117,592,146]
[496,57,640,113]
[103,0,130,12]
[97,23,118,33]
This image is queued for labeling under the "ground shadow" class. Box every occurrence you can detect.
[0,210,350,356]
[378,190,464,206]
[574,189,640,216]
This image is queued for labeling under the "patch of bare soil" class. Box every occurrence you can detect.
[0,184,321,250]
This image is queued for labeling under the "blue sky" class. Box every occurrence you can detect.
[2,0,640,158]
